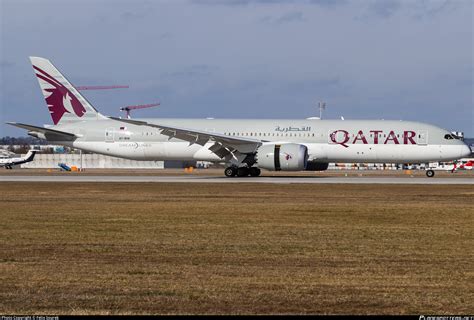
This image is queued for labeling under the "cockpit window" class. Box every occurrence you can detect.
[445,134,461,140]
[445,134,462,140]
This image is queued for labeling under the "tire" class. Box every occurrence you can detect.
[249,167,261,177]
[236,167,250,177]
[224,167,237,177]
[426,170,435,178]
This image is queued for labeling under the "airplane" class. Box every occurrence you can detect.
[0,150,38,169]
[458,160,474,170]
[451,160,473,172]
[6,57,472,177]
[428,159,473,173]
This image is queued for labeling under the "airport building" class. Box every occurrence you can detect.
[20,153,164,169]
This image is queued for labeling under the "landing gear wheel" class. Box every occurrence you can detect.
[224,167,237,177]
[249,167,261,177]
[236,167,250,177]
[426,170,435,178]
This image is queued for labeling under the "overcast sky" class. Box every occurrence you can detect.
[1,0,472,136]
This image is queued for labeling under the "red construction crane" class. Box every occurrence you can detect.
[120,103,161,119]
[75,85,129,91]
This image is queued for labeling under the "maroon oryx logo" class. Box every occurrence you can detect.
[33,65,86,124]
[283,153,293,161]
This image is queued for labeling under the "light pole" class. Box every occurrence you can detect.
[318,101,326,119]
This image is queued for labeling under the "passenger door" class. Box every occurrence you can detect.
[417,130,428,145]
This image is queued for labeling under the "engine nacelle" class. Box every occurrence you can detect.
[256,143,308,171]
[305,161,329,171]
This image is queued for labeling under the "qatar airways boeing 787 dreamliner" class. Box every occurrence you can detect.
[7,57,471,177]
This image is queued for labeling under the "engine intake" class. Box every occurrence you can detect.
[256,143,308,171]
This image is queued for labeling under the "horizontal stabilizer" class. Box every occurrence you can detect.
[6,122,77,140]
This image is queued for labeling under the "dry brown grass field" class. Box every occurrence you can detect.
[0,182,472,315]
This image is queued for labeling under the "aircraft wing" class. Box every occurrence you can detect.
[109,117,262,158]
[7,122,77,140]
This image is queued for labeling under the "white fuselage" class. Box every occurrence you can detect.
[50,118,470,164]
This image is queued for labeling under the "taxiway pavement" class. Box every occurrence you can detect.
[1,175,472,184]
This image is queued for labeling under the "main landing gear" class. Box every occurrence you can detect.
[224,166,261,177]
[224,167,237,177]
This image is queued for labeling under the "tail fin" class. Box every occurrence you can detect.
[24,150,38,162]
[29,57,103,125]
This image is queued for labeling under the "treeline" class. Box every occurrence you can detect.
[0,136,48,145]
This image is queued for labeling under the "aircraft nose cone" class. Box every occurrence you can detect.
[460,144,472,158]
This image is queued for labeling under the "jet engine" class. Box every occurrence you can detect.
[256,143,308,171]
